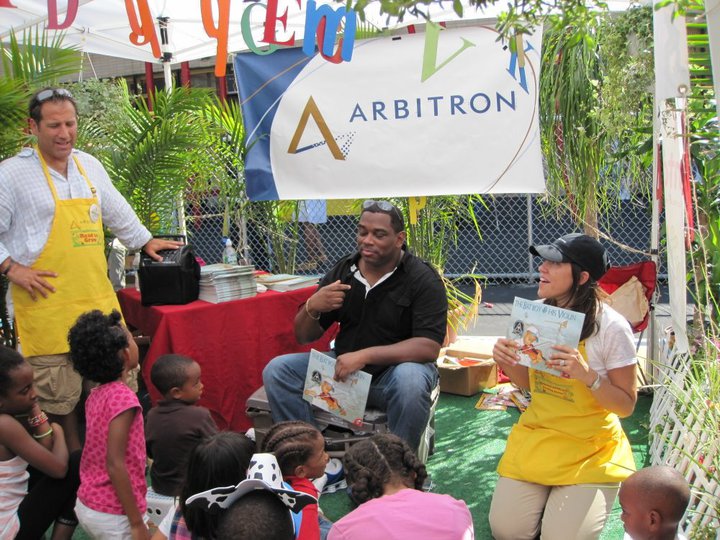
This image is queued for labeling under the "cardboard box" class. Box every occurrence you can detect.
[437,358,498,396]
[445,336,496,360]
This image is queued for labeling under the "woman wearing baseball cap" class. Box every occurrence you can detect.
[489,233,638,539]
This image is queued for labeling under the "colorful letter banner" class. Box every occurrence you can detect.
[234,24,544,201]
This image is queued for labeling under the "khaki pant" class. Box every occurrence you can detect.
[27,354,139,415]
[26,354,81,415]
[489,476,620,540]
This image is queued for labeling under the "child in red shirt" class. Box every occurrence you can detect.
[262,421,332,540]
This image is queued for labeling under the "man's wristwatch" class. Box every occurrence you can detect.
[1,259,14,276]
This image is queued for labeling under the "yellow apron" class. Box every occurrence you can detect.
[11,151,121,357]
[497,343,635,485]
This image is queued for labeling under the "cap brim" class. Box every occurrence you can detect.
[529,244,567,262]
[186,479,317,513]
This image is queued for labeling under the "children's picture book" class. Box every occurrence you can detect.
[475,393,509,411]
[507,297,585,377]
[303,350,371,426]
[474,382,529,411]
[256,273,319,291]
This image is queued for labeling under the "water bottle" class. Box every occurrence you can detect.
[222,238,238,265]
[132,252,141,291]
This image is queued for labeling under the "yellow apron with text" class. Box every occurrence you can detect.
[497,344,635,485]
[11,153,121,357]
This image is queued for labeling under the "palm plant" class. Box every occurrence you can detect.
[393,196,484,338]
[85,81,216,233]
[0,28,81,161]
[190,97,248,245]
[247,200,302,273]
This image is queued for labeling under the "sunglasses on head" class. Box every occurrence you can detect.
[34,88,73,104]
[362,200,402,220]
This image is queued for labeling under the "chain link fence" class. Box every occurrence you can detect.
[183,192,665,283]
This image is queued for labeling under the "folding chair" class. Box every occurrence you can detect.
[598,260,658,386]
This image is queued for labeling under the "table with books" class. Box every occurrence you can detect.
[117,284,333,431]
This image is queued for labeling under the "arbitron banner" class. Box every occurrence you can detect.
[234,23,544,201]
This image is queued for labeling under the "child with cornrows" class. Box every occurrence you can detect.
[68,310,149,539]
[330,433,474,540]
[261,420,332,540]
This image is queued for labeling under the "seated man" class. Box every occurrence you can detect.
[263,200,447,452]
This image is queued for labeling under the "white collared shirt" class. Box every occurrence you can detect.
[0,147,151,266]
[351,264,398,296]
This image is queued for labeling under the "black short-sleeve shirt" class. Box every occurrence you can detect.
[316,249,447,376]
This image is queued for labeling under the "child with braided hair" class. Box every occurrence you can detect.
[329,433,474,540]
[261,420,332,540]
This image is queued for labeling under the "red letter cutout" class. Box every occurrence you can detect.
[315,18,343,64]
[262,0,300,46]
[47,0,78,29]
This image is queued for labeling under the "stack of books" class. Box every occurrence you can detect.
[255,273,319,292]
[198,264,257,303]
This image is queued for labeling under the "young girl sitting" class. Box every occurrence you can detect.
[261,420,332,540]
[68,309,149,539]
[0,346,80,540]
[329,433,474,540]
[151,431,255,540]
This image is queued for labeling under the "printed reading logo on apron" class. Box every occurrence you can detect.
[497,342,635,485]
[11,150,122,357]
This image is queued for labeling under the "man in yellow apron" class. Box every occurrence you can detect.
[0,88,181,451]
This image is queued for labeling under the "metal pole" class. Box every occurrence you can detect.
[527,194,534,283]
[158,17,173,92]
[157,16,186,237]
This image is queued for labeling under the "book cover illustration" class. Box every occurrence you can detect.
[474,383,530,412]
[303,350,371,426]
[507,297,585,377]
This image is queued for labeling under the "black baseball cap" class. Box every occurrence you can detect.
[529,233,610,281]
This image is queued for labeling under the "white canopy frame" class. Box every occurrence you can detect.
[2,0,717,356]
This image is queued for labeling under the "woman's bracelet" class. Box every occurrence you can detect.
[28,410,48,427]
[305,299,321,320]
[587,372,602,391]
[33,428,54,440]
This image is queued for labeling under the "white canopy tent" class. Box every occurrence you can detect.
[2,0,714,355]
[0,0,491,85]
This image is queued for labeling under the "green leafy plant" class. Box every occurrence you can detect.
[539,9,655,234]
[393,196,485,337]
[86,81,216,233]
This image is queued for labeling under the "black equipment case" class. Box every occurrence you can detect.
[138,244,200,306]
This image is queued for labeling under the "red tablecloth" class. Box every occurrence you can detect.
[117,288,333,431]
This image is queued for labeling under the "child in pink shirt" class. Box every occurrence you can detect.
[329,433,474,540]
[68,310,149,539]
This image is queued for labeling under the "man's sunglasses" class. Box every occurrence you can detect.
[33,88,73,104]
[362,200,403,221]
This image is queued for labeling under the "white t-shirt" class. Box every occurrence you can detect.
[624,533,687,540]
[584,304,638,375]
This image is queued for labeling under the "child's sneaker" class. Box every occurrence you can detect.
[312,474,328,494]
[322,458,347,494]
